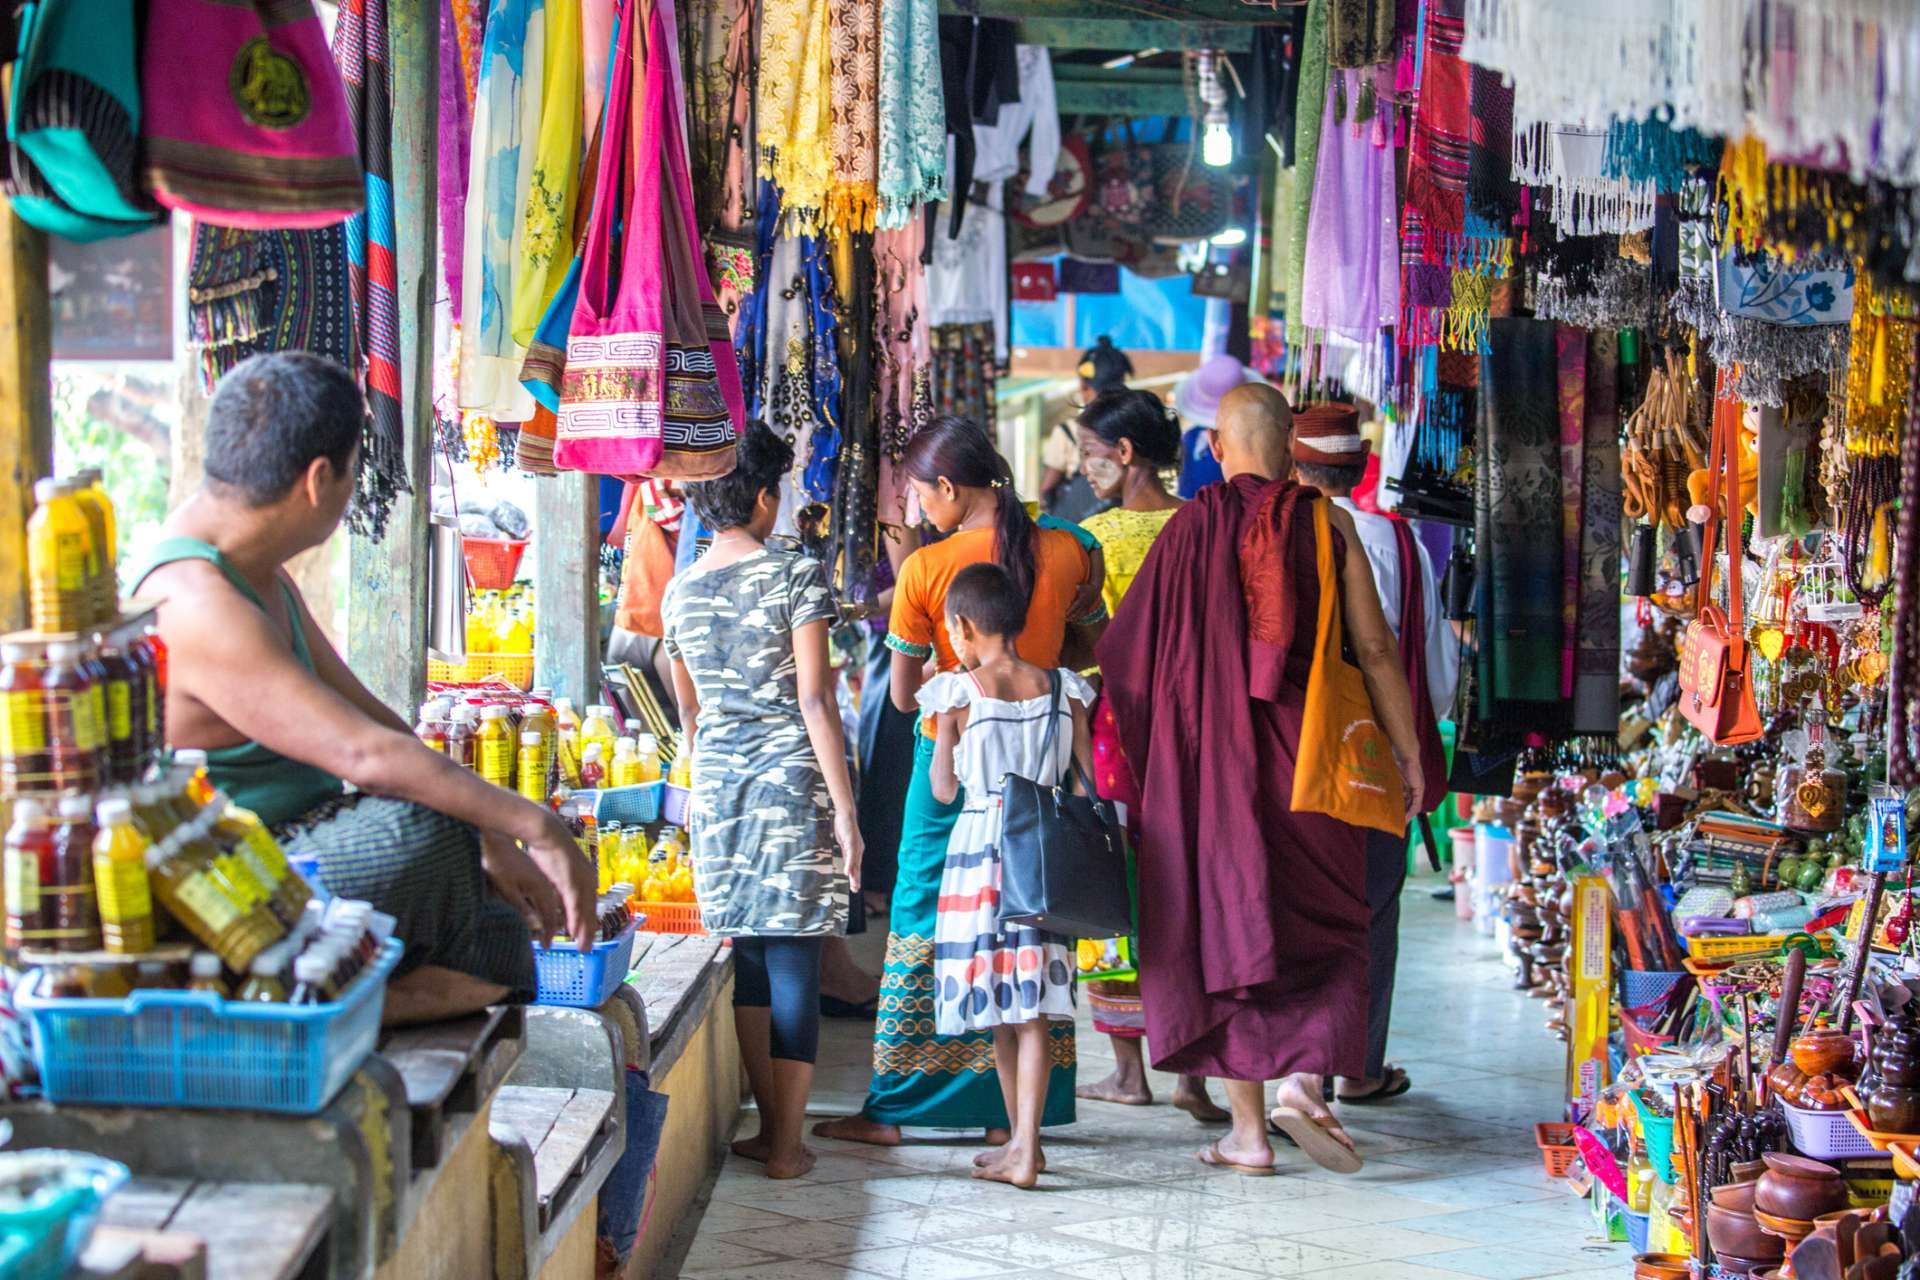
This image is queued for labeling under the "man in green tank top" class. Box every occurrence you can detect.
[137,353,595,1025]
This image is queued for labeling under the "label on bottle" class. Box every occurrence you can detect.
[95,851,153,928]
[107,679,132,741]
[52,529,87,591]
[237,823,291,879]
[479,736,512,785]
[171,868,246,935]
[143,671,159,737]
[216,853,270,907]
[63,688,102,753]
[5,847,39,915]
[0,689,47,755]
[518,747,548,801]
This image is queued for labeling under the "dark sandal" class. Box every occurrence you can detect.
[1338,1065,1411,1106]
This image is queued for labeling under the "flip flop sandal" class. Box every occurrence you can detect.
[1338,1066,1411,1106]
[1268,1107,1363,1174]
[1196,1141,1275,1177]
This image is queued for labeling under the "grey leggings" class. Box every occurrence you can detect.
[732,936,824,1063]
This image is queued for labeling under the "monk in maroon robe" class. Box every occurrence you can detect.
[1097,384,1424,1175]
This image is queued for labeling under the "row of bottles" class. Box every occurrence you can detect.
[416,693,673,799]
[25,470,118,634]
[1,625,166,796]
[4,756,316,975]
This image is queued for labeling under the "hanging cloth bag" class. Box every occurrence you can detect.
[1291,498,1407,835]
[651,0,744,479]
[140,0,363,228]
[1678,388,1765,745]
[9,0,157,234]
[557,0,668,475]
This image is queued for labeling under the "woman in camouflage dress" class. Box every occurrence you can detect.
[663,422,862,1180]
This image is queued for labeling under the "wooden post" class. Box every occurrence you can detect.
[533,475,601,705]
[0,209,52,634]
[347,1,436,715]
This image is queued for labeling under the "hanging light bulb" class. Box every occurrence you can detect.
[1198,49,1232,168]
[1210,226,1247,247]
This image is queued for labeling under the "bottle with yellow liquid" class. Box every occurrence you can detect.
[609,738,641,788]
[636,733,663,784]
[68,469,116,624]
[27,478,95,633]
[668,746,693,788]
[517,730,549,804]
[580,705,618,762]
[475,705,514,788]
[206,794,313,927]
[553,698,582,787]
[92,797,155,953]
[619,825,649,885]
[148,817,285,973]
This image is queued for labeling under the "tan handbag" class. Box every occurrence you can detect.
[1291,499,1407,834]
[1677,389,1764,745]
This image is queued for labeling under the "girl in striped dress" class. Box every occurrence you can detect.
[922,563,1096,1188]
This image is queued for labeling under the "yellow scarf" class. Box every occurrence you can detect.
[758,0,833,231]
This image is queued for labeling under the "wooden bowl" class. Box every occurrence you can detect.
[1632,1253,1691,1280]
[1707,1203,1786,1259]
[1711,1180,1760,1211]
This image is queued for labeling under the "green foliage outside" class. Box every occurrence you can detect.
[50,371,172,564]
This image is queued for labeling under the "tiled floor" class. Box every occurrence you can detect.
[664,882,1633,1279]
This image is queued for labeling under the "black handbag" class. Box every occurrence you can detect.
[996,671,1134,939]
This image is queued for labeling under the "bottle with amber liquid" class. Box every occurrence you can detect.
[147,815,285,973]
[0,641,51,796]
[41,641,101,794]
[46,792,102,952]
[4,797,53,949]
[93,629,142,784]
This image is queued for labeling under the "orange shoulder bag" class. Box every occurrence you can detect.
[1677,390,1764,745]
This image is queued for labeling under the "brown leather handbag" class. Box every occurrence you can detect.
[1677,388,1764,745]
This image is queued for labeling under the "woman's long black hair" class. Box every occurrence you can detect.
[903,415,1037,620]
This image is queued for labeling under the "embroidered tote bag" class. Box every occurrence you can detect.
[141,0,363,229]
[1291,498,1407,835]
[557,0,668,475]
[1678,390,1765,745]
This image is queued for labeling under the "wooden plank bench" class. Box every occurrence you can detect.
[489,1007,627,1279]
[378,1005,525,1174]
[91,1178,332,1280]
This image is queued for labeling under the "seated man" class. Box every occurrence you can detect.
[135,352,596,1025]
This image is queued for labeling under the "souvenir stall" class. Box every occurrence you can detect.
[1242,0,1920,1274]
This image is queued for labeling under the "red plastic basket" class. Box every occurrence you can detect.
[1536,1122,1580,1178]
[1621,1006,1677,1059]
[635,901,707,936]
[463,537,529,590]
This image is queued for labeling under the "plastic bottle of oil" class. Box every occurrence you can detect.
[148,817,285,973]
[27,478,94,633]
[580,706,618,762]
[68,470,116,625]
[94,629,141,785]
[446,704,476,769]
[475,705,514,788]
[636,733,663,785]
[43,640,102,793]
[47,791,101,952]
[92,797,155,954]
[0,640,51,796]
[609,737,641,788]
[206,794,312,927]
[517,730,549,804]
[186,950,228,997]
[4,797,52,949]
[236,947,289,1002]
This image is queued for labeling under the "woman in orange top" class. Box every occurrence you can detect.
[817,416,1102,1149]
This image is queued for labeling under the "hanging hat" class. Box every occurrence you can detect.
[1173,354,1265,427]
[1077,335,1133,392]
[1292,401,1372,466]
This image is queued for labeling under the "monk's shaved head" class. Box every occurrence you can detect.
[1211,382,1293,482]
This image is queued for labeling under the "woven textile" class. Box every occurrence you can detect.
[826,0,880,230]
[759,0,834,231]
[875,0,946,228]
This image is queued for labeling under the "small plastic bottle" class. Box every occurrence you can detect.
[578,742,606,790]
[4,797,51,949]
[580,706,618,761]
[609,737,641,788]
[186,950,228,997]
[289,952,331,1005]
[476,705,514,787]
[92,796,155,953]
[446,704,477,770]
[48,791,102,952]
[415,701,449,753]
[236,948,289,1002]
[518,730,549,804]
[636,732,663,784]
[26,478,94,632]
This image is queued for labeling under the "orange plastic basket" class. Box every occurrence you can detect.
[635,901,707,936]
[1535,1122,1580,1179]
[463,537,528,590]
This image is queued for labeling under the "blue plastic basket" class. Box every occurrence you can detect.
[533,925,638,1008]
[588,781,663,826]
[16,939,401,1115]
[1625,1209,1650,1254]
[0,1151,127,1280]
[1622,969,1688,1012]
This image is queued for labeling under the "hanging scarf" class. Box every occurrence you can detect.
[1511,123,1655,236]
[1746,0,1920,185]
[1554,328,1584,700]
[1475,316,1564,706]
[759,0,834,231]
[1574,331,1622,735]
[439,0,486,305]
[1602,115,1721,191]
[1299,69,1399,345]
[829,229,878,601]
[826,0,880,231]
[1282,0,1330,348]
[1465,63,1519,227]
[875,0,946,229]
[333,0,408,539]
[682,0,750,228]
[511,0,582,348]
[1405,0,1469,238]
[459,0,544,422]
[1328,0,1396,70]
[872,220,928,526]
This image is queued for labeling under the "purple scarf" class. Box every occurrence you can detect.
[1299,69,1399,344]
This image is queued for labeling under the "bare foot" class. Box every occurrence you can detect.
[1172,1077,1230,1124]
[764,1145,817,1180]
[812,1116,902,1147]
[973,1146,1048,1173]
[1197,1138,1275,1175]
[972,1143,1041,1188]
[1076,1070,1153,1106]
[731,1133,772,1163]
